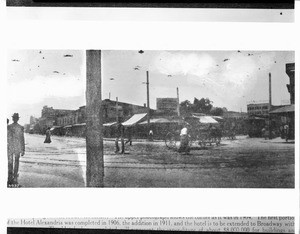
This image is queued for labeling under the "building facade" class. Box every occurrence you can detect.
[285,63,295,105]
[102,99,149,123]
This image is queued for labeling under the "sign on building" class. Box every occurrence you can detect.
[156,98,178,113]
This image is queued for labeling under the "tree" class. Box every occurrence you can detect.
[180,98,226,116]
[192,98,213,114]
[210,107,224,116]
[180,100,193,116]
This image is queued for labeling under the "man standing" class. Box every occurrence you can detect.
[178,123,190,155]
[115,120,125,154]
[7,113,25,187]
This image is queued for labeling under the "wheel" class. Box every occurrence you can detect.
[165,132,178,150]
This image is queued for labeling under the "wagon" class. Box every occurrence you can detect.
[164,115,222,151]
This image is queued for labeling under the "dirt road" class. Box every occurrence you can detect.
[17,134,294,188]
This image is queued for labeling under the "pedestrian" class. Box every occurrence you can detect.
[125,126,133,146]
[284,123,289,142]
[279,124,284,139]
[178,123,190,155]
[44,127,52,143]
[262,125,269,140]
[7,113,25,187]
[115,120,125,154]
[149,129,154,141]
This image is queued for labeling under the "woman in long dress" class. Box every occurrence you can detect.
[44,127,52,143]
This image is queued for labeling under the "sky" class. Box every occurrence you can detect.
[7,50,294,125]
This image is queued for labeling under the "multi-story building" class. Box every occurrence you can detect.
[34,106,74,133]
[31,100,152,135]
[223,111,248,119]
[41,105,73,119]
[102,99,149,123]
[57,110,79,126]
[286,63,295,105]
[53,99,149,127]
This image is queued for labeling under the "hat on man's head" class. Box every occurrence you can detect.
[12,113,20,119]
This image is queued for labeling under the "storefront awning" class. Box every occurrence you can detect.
[103,122,117,127]
[122,113,147,126]
[212,116,224,120]
[192,115,219,124]
[269,105,294,114]
[72,123,86,127]
[63,125,72,128]
[138,118,173,125]
[50,126,62,131]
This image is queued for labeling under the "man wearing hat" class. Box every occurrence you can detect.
[7,113,25,187]
[115,118,125,154]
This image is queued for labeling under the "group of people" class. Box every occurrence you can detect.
[262,123,291,141]
[114,121,136,154]
[114,120,155,154]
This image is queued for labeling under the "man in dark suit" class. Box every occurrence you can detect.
[7,113,25,187]
[115,120,125,154]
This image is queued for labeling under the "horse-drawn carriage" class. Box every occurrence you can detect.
[164,115,222,151]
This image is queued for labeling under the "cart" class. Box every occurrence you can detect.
[164,115,222,151]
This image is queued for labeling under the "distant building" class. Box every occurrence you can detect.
[41,105,73,119]
[53,99,150,128]
[102,99,149,123]
[33,106,75,133]
[57,110,79,126]
[285,63,295,104]
[223,111,248,119]
[29,116,39,125]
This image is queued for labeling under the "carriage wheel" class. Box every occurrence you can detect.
[165,132,178,150]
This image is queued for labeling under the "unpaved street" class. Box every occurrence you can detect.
[17,134,294,188]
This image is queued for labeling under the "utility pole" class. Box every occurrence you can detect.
[109,92,111,100]
[86,50,104,187]
[177,87,180,117]
[269,72,272,139]
[116,97,119,123]
[146,71,150,134]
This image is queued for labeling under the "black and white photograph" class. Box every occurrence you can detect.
[6,50,295,188]
[1,0,300,233]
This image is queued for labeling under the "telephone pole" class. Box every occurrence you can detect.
[146,71,150,132]
[116,97,119,122]
[86,50,104,187]
[177,87,180,117]
[269,72,272,139]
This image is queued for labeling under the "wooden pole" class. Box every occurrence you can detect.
[116,97,119,122]
[146,71,150,135]
[177,87,180,117]
[86,50,104,187]
[269,72,272,139]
